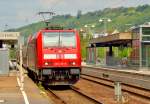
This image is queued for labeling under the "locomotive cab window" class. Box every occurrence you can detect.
[43,32,76,48]
[43,32,59,47]
[60,32,76,47]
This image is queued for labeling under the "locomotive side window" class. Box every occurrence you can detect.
[60,32,76,47]
[43,32,59,47]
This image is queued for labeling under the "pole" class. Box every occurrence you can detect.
[114,81,122,102]
[0,40,3,48]
[139,26,142,69]
[104,19,107,34]
[19,43,24,90]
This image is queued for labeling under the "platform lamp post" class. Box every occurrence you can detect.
[99,18,111,35]
[84,24,95,39]
[79,28,86,40]
[84,24,96,64]
[99,18,111,66]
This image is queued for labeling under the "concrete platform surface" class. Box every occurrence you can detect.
[24,76,51,104]
[82,65,150,90]
[0,76,24,104]
[83,64,150,76]
[0,74,51,104]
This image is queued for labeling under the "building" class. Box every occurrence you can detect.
[0,32,20,74]
[0,32,20,48]
[131,24,150,67]
[87,23,150,69]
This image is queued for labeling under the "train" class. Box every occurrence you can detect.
[19,27,81,85]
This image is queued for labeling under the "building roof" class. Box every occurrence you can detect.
[0,32,20,40]
[90,32,132,45]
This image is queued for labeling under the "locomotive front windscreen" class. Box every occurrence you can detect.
[43,32,76,47]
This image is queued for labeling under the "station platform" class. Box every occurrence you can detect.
[82,64,150,76]
[82,64,150,90]
[0,71,51,104]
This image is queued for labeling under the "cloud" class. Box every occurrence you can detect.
[39,0,63,7]
[0,0,150,30]
[37,0,101,15]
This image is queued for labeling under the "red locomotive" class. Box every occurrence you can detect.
[22,28,81,85]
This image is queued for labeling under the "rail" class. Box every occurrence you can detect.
[46,86,102,104]
[70,86,102,104]
[81,74,150,100]
[47,88,67,104]
[82,66,150,90]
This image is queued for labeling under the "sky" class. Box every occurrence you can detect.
[0,0,150,31]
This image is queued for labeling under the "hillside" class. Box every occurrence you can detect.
[13,5,150,58]
[15,5,150,35]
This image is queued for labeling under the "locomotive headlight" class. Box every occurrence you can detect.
[45,62,48,65]
[72,62,76,65]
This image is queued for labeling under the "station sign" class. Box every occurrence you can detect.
[0,32,20,40]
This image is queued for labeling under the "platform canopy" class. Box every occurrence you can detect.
[0,32,20,47]
[0,32,20,40]
[89,32,132,47]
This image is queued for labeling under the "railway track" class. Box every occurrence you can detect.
[70,86,102,104]
[46,86,102,104]
[81,74,150,101]
[82,66,150,90]
[47,88,67,104]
